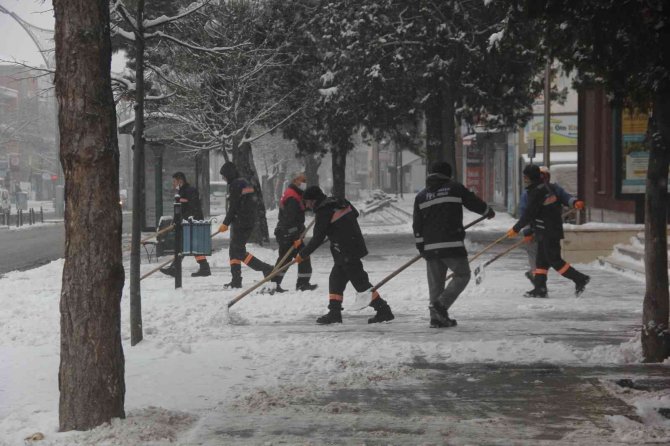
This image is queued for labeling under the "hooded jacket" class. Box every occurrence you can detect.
[513,180,566,240]
[275,183,306,239]
[299,196,368,264]
[413,173,490,258]
[220,163,257,228]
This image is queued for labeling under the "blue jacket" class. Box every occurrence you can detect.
[517,181,577,238]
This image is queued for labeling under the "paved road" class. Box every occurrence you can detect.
[0,212,134,276]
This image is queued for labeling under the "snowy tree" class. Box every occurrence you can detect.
[522,0,670,362]
[163,0,306,241]
[111,0,228,343]
[53,0,125,431]
[316,0,544,178]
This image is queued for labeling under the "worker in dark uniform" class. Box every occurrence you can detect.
[271,172,318,293]
[519,166,586,286]
[508,164,590,298]
[160,171,211,277]
[296,186,394,325]
[413,161,495,328]
[219,162,273,289]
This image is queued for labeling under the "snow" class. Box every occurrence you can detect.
[1,199,668,444]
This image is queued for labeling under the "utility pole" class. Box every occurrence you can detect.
[543,58,552,169]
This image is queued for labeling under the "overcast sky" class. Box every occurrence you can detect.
[0,0,125,71]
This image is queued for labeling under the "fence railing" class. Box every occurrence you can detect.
[1,207,45,227]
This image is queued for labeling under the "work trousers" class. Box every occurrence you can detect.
[426,256,471,311]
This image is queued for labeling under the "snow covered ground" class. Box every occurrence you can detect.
[1,201,669,445]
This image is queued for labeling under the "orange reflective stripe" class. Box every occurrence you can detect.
[330,206,353,223]
[179,198,189,203]
[534,268,548,275]
[329,294,343,302]
[230,259,242,265]
[558,263,571,275]
[241,187,255,195]
[543,195,557,205]
[195,255,206,261]
[243,253,254,265]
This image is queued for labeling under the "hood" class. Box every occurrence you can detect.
[219,162,240,182]
[426,173,450,191]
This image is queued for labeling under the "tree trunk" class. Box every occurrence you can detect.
[233,137,269,243]
[441,84,458,178]
[424,91,443,170]
[304,153,321,187]
[425,86,458,177]
[331,147,347,199]
[54,0,126,431]
[642,93,670,362]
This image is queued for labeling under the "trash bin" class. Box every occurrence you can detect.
[182,219,212,256]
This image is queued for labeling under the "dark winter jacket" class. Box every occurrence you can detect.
[413,173,490,259]
[300,197,368,264]
[222,177,257,229]
[519,182,577,236]
[177,182,203,220]
[513,181,566,240]
[275,184,305,240]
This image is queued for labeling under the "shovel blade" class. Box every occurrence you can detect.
[351,288,374,311]
[473,262,486,286]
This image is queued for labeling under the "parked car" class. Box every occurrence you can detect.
[0,188,10,213]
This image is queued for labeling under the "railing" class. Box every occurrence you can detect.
[1,207,45,227]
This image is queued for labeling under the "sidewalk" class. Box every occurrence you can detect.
[1,208,669,445]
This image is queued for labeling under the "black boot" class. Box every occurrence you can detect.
[575,276,590,297]
[524,272,548,298]
[524,270,535,285]
[368,297,394,324]
[429,301,457,328]
[224,263,243,289]
[296,281,318,291]
[247,254,274,277]
[191,260,211,277]
[160,258,181,277]
[316,301,342,324]
[562,266,590,297]
[523,288,548,298]
[160,264,177,277]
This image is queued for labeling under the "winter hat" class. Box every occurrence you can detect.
[523,164,541,182]
[429,161,452,177]
[290,172,306,183]
[302,185,326,202]
[219,162,239,182]
[539,166,551,181]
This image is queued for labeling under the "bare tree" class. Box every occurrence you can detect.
[54,0,125,431]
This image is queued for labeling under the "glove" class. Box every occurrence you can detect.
[507,228,518,238]
[219,224,229,233]
[574,200,585,210]
[523,234,534,244]
[295,254,305,264]
[485,207,495,219]
[416,243,424,254]
[292,239,302,249]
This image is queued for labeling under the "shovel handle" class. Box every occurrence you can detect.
[227,259,297,308]
[370,214,489,293]
[271,218,316,274]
